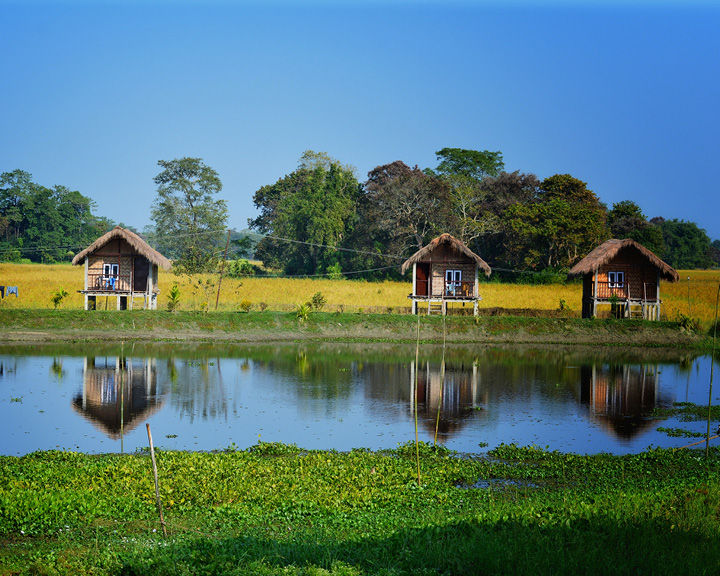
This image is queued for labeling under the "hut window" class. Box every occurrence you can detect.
[445,269,462,295]
[103,264,119,277]
[608,271,624,288]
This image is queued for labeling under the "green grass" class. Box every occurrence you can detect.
[0,309,711,350]
[1,443,720,575]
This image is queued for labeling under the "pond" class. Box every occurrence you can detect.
[0,342,717,456]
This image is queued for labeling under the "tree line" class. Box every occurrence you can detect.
[250,149,719,278]
[1,150,718,276]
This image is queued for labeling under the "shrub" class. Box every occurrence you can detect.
[310,291,327,311]
[50,288,69,310]
[675,312,700,334]
[295,303,311,322]
[227,259,256,278]
[258,301,268,312]
[166,283,181,312]
[239,299,253,312]
[325,262,344,280]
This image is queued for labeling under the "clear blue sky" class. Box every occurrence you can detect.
[2,0,718,240]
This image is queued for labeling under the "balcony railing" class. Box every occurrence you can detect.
[87,274,131,292]
[595,282,657,301]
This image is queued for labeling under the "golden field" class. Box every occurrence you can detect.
[0,263,718,326]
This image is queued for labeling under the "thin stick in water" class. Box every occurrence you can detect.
[706,283,719,458]
[414,311,421,484]
[146,423,168,537]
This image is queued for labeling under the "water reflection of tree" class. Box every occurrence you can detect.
[167,357,228,423]
[72,357,163,444]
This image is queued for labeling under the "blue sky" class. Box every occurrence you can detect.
[1,0,719,240]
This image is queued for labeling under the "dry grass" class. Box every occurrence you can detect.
[1,263,718,326]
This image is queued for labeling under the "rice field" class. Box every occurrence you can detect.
[1,262,718,327]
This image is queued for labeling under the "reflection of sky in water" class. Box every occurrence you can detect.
[0,348,718,456]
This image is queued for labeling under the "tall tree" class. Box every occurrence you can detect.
[362,161,452,255]
[656,219,713,269]
[0,169,111,262]
[150,158,228,274]
[433,148,504,181]
[250,151,360,275]
[504,174,609,269]
[607,200,664,255]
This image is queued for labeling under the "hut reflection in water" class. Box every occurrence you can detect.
[580,364,668,438]
[72,357,163,450]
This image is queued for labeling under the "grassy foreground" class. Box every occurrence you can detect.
[0,309,710,348]
[1,443,719,575]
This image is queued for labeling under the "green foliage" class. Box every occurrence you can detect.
[433,147,504,181]
[0,169,112,263]
[325,261,344,280]
[607,200,665,255]
[295,302,311,321]
[657,219,714,269]
[675,312,701,334]
[251,151,360,275]
[50,287,68,310]
[150,158,228,274]
[504,175,609,270]
[310,291,327,310]
[227,258,256,278]
[166,283,181,312]
[2,445,720,575]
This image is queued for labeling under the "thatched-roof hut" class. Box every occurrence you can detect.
[401,233,491,315]
[72,226,171,310]
[569,238,678,320]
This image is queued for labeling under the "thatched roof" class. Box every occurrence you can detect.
[72,226,171,270]
[401,233,491,276]
[568,239,678,281]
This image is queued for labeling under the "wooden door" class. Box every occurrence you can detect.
[416,263,429,296]
[133,257,150,292]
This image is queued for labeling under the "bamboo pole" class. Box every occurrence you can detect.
[413,312,421,484]
[433,306,447,446]
[146,423,167,537]
[706,283,719,458]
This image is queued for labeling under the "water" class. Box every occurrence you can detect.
[0,342,716,456]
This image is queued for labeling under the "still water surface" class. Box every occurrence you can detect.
[0,343,716,456]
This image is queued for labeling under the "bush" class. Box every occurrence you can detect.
[239,299,253,312]
[310,291,327,311]
[675,312,701,334]
[166,283,181,312]
[295,303,311,322]
[708,318,720,338]
[325,262,344,280]
[226,259,256,278]
[50,288,69,310]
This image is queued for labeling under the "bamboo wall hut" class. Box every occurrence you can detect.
[72,226,171,310]
[401,233,491,315]
[568,238,678,320]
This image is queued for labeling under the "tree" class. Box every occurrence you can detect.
[607,200,664,255]
[362,161,452,255]
[0,169,111,262]
[249,151,360,275]
[657,219,713,269]
[150,158,228,274]
[504,174,609,269]
[433,148,504,181]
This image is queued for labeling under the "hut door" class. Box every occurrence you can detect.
[416,264,429,296]
[133,257,150,292]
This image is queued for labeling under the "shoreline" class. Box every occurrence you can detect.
[0,309,708,349]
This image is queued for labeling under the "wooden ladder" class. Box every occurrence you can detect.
[427,301,444,315]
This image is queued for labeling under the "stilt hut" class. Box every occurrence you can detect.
[568,238,678,320]
[401,233,491,315]
[72,226,171,310]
